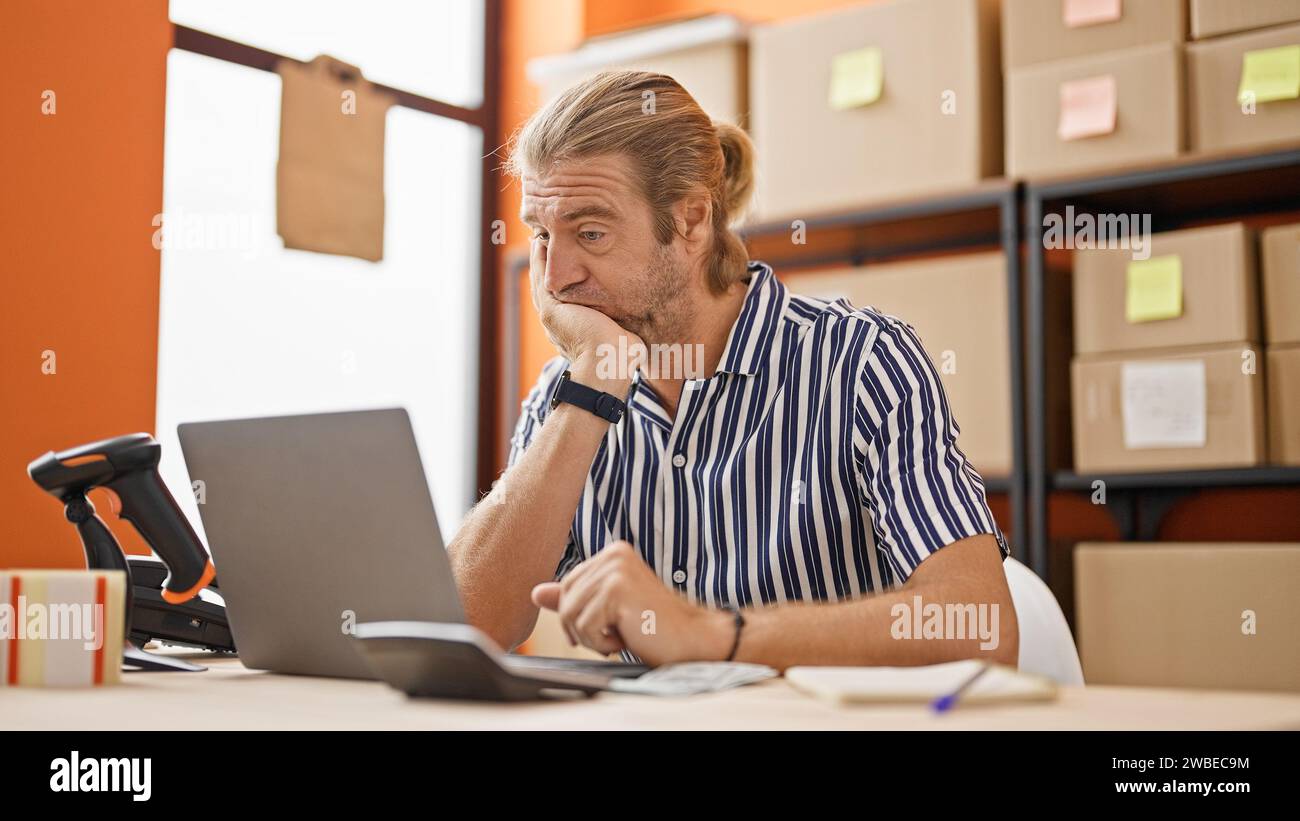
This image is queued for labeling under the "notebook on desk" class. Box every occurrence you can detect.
[786,660,1058,705]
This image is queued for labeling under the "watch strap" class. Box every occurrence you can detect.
[550,370,626,423]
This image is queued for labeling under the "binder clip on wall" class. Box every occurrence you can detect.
[275,54,395,262]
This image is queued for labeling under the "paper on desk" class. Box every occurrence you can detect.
[786,660,1057,705]
[608,662,777,696]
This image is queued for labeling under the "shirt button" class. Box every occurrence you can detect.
[671,453,686,468]
[672,569,687,584]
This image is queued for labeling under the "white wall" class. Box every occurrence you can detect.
[155,49,481,548]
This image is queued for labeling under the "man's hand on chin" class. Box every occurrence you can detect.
[530,263,643,377]
[530,541,735,666]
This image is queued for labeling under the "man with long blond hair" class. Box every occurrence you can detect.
[449,70,1017,670]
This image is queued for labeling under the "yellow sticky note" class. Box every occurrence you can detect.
[829,47,883,111]
[1237,45,1300,105]
[1126,255,1183,324]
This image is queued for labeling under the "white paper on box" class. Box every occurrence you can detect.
[1121,360,1208,449]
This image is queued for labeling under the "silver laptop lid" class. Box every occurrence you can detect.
[177,408,464,679]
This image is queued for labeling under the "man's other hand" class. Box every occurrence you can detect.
[530,541,733,666]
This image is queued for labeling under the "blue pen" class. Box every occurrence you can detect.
[931,661,993,713]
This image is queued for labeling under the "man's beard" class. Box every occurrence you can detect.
[615,243,694,345]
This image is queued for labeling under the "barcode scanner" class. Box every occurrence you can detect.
[28,433,217,672]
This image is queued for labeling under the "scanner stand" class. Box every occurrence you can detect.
[65,495,206,673]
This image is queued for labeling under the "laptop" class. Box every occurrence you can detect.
[177,408,647,697]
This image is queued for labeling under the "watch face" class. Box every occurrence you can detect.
[549,370,571,411]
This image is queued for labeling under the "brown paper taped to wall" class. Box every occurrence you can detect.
[276,55,395,262]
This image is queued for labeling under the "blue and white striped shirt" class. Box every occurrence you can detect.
[508,260,1008,610]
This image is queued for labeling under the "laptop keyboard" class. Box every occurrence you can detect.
[502,654,649,679]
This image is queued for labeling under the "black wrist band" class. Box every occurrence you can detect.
[723,605,745,662]
[549,369,626,423]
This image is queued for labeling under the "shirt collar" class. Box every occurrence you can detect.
[626,260,784,425]
[715,260,786,376]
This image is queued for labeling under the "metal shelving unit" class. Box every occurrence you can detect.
[1024,146,1300,578]
[1052,466,1300,491]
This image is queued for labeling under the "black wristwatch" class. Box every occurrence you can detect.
[549,370,626,423]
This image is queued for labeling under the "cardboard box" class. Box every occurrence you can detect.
[1188,23,1300,154]
[527,15,749,127]
[1075,542,1300,692]
[1006,42,1183,180]
[788,252,1012,477]
[1003,0,1185,70]
[1071,343,1265,473]
[749,0,1001,221]
[1262,222,1300,345]
[1268,344,1300,464]
[1073,222,1259,355]
[1191,0,1300,39]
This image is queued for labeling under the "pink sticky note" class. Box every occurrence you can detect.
[1063,0,1122,28]
[1058,75,1117,141]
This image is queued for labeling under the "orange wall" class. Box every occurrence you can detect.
[0,0,171,568]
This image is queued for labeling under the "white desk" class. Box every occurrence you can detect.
[4,653,1300,730]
